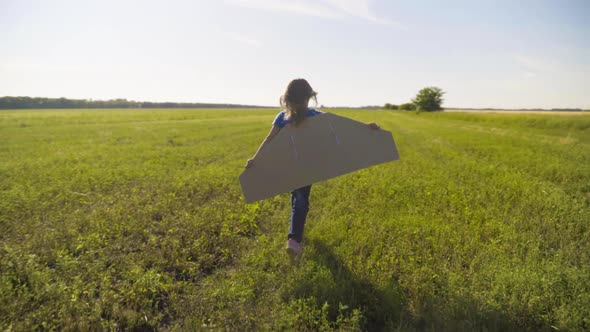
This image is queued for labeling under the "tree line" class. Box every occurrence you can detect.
[384,87,445,112]
[384,87,587,112]
[0,96,266,109]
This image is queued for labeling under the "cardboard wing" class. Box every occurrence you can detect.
[239,113,399,203]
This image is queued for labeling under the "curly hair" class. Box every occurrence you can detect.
[280,78,317,126]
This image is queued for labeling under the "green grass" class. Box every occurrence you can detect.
[1,108,589,331]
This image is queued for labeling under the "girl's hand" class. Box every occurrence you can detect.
[368,122,380,130]
[244,158,255,169]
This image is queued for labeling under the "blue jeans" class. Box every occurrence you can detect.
[288,185,312,243]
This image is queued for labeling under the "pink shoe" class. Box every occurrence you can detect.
[286,239,302,258]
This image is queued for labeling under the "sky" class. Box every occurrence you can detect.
[1,0,589,109]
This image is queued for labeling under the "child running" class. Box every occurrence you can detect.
[245,78,380,258]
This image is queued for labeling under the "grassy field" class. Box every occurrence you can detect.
[1,108,589,331]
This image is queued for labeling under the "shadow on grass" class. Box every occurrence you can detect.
[287,238,403,330]
[288,238,531,332]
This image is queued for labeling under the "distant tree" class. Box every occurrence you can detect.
[383,103,399,110]
[412,87,445,111]
[399,103,416,111]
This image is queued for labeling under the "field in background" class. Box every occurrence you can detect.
[1,109,589,331]
[444,109,589,115]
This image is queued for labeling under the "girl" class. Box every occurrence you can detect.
[245,78,380,258]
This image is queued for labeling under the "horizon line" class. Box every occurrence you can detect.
[0,96,588,111]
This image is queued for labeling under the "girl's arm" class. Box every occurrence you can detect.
[245,125,281,168]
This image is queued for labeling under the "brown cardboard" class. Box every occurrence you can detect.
[239,112,399,203]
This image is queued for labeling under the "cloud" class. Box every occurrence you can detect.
[522,71,536,79]
[513,54,590,74]
[514,55,555,73]
[513,54,590,83]
[226,0,343,19]
[0,61,84,73]
[323,0,397,26]
[226,0,399,27]
[228,32,263,47]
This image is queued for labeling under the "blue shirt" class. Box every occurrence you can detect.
[272,108,323,128]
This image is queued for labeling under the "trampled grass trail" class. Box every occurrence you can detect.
[1,109,589,330]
